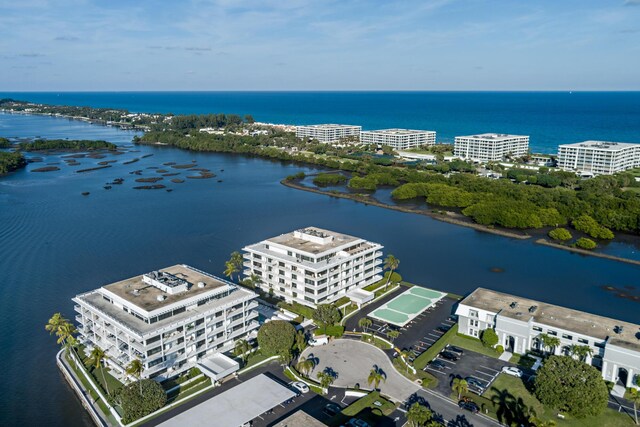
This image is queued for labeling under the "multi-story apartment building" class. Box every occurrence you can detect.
[243,227,383,308]
[454,133,529,162]
[73,264,259,381]
[295,124,362,143]
[456,288,640,388]
[360,129,436,150]
[557,140,640,176]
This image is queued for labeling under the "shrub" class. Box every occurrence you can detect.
[575,237,597,250]
[572,215,614,240]
[480,328,499,348]
[323,324,345,337]
[257,320,296,357]
[348,175,378,190]
[117,379,167,424]
[188,367,201,379]
[495,345,505,355]
[548,227,572,241]
[313,173,347,186]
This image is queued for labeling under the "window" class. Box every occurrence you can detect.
[469,319,479,327]
[532,326,542,332]
[469,309,478,318]
[578,338,589,344]
[548,330,557,336]
[562,334,573,340]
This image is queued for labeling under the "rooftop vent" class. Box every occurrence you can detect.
[156,295,166,302]
[132,289,140,296]
[198,282,206,288]
[509,301,518,309]
[143,270,189,295]
[614,325,624,334]
[528,305,538,313]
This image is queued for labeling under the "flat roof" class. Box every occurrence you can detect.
[263,227,364,255]
[456,133,528,141]
[361,128,435,135]
[273,410,327,427]
[296,124,361,129]
[102,264,228,312]
[559,140,640,150]
[460,288,640,352]
[157,374,297,427]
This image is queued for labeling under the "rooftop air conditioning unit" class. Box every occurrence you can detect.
[198,282,206,288]
[157,295,166,302]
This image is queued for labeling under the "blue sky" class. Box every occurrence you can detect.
[1,0,639,91]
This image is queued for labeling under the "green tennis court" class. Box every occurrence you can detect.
[369,286,446,327]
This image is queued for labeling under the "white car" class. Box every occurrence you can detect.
[291,381,310,393]
[502,366,523,378]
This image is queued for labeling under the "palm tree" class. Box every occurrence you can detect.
[295,330,307,353]
[538,334,560,355]
[234,339,251,365]
[46,313,79,362]
[126,359,144,395]
[383,255,400,290]
[224,261,239,282]
[406,402,433,427]
[452,378,468,400]
[387,330,400,342]
[317,371,335,390]
[88,346,111,396]
[358,317,372,333]
[574,345,593,362]
[224,251,243,281]
[367,365,386,390]
[627,387,640,425]
[296,357,315,377]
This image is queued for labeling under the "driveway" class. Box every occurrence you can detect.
[301,339,420,402]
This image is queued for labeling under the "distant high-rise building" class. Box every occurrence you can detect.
[295,124,361,143]
[454,133,529,162]
[360,128,436,150]
[557,140,640,176]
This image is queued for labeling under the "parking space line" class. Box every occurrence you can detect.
[437,358,457,365]
[479,365,500,373]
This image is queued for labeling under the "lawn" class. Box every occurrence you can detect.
[449,334,501,358]
[341,390,396,416]
[277,301,315,319]
[361,333,393,349]
[509,353,538,370]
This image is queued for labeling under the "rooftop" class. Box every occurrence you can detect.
[273,411,327,427]
[296,124,361,129]
[361,128,435,136]
[461,288,640,351]
[559,140,640,151]
[456,133,529,141]
[262,227,366,255]
[102,264,228,313]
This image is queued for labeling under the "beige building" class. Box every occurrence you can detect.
[454,133,529,162]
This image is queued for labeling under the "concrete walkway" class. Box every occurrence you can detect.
[301,339,420,402]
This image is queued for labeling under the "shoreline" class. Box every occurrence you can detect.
[281,179,531,240]
[535,238,640,266]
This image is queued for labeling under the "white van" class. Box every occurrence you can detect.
[309,335,328,346]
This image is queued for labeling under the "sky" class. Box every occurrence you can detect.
[1,0,640,91]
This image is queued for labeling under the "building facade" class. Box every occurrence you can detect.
[557,141,640,176]
[295,124,362,143]
[74,264,259,380]
[243,227,383,308]
[456,288,640,388]
[454,133,529,162]
[360,129,436,150]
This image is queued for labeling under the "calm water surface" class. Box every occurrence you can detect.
[1,112,639,427]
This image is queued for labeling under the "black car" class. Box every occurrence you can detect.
[427,360,446,371]
[439,351,459,361]
[436,325,451,333]
[446,345,464,355]
[458,400,480,413]
[324,403,341,417]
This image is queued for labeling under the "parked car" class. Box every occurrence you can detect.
[347,418,370,427]
[458,400,480,413]
[468,384,484,395]
[309,335,328,346]
[439,351,459,361]
[291,381,309,394]
[446,345,464,355]
[437,325,451,333]
[502,366,524,378]
[428,360,447,371]
[465,376,485,389]
[324,403,341,417]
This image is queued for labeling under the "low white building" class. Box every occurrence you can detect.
[243,227,383,308]
[360,129,436,150]
[295,124,361,143]
[73,264,259,381]
[557,140,640,176]
[456,288,640,388]
[454,133,529,162]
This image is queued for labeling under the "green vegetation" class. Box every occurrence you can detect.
[414,324,458,369]
[256,320,296,357]
[575,237,597,250]
[361,333,392,349]
[572,215,615,239]
[348,172,399,190]
[117,379,167,424]
[313,173,347,186]
[406,402,442,426]
[534,356,609,418]
[548,227,573,241]
[0,137,11,147]
[19,139,117,151]
[481,328,499,348]
[277,301,315,319]
[341,391,396,417]
[223,251,243,282]
[0,151,26,174]
[313,303,342,333]
[450,334,502,358]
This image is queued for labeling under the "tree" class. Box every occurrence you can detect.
[568,344,592,362]
[317,370,336,390]
[117,379,167,424]
[126,359,144,395]
[45,313,78,360]
[548,228,572,241]
[294,330,307,353]
[537,334,560,355]
[296,356,315,377]
[534,356,608,418]
[358,317,372,333]
[224,251,243,281]
[257,320,296,357]
[572,215,614,240]
[452,378,468,400]
[383,254,400,290]
[367,365,386,390]
[234,339,251,365]
[244,114,255,124]
[312,304,341,332]
[88,346,111,396]
[406,402,435,427]
[575,237,597,250]
[387,329,400,342]
[627,387,640,426]
[481,328,499,348]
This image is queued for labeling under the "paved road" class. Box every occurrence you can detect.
[301,339,420,401]
[409,389,502,427]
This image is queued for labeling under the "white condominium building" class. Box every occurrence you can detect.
[295,124,362,143]
[73,264,259,381]
[360,129,436,150]
[243,227,383,308]
[557,141,640,176]
[456,288,640,388]
[454,133,529,162]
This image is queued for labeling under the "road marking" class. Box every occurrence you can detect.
[479,365,500,373]
[437,358,457,365]
[425,367,447,375]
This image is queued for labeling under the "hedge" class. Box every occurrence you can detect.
[414,323,458,369]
